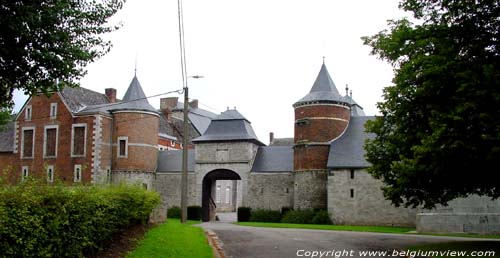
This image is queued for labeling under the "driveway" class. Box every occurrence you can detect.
[199,222,499,258]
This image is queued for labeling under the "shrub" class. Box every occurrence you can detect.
[281,209,316,224]
[281,207,292,216]
[250,209,282,222]
[187,206,202,221]
[167,206,181,218]
[0,180,160,258]
[311,210,333,225]
[237,207,251,222]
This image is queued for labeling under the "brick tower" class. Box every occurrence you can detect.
[111,75,159,189]
[293,63,350,209]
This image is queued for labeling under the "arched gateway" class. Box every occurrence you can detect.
[202,169,241,221]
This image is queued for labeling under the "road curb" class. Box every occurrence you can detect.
[205,229,226,258]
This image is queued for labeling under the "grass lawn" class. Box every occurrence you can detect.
[408,241,500,258]
[127,220,212,258]
[237,222,413,233]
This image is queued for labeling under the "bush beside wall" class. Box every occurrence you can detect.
[237,207,251,222]
[249,209,282,223]
[187,206,202,221]
[0,180,160,258]
[167,206,181,219]
[281,209,332,225]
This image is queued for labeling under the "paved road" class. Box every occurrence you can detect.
[199,222,499,258]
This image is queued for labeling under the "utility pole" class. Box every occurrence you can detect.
[178,0,188,224]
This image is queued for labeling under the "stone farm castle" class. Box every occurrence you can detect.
[0,63,498,234]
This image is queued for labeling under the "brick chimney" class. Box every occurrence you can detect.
[105,88,117,103]
[269,132,274,144]
[189,99,199,109]
[160,97,179,110]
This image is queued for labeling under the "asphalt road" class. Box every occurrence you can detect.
[199,222,499,258]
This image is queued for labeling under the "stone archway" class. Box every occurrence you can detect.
[202,169,241,222]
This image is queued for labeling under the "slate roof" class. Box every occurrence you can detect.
[295,63,349,105]
[270,137,294,146]
[327,116,375,168]
[109,76,157,112]
[188,108,217,134]
[0,121,14,152]
[156,149,195,172]
[60,87,110,113]
[251,146,293,172]
[192,109,264,145]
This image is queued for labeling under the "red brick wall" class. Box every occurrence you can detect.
[113,112,158,172]
[12,93,95,184]
[294,103,350,171]
[158,137,182,149]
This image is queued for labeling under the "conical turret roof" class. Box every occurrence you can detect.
[295,63,348,106]
[111,75,157,112]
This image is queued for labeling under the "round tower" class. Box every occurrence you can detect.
[293,63,350,209]
[111,75,159,188]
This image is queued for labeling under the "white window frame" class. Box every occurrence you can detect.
[25,105,32,121]
[74,164,82,183]
[117,136,128,158]
[43,125,59,158]
[225,186,231,204]
[71,124,87,157]
[47,165,54,183]
[21,166,29,181]
[21,127,35,159]
[50,103,57,119]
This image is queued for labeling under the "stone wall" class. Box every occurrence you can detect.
[294,170,328,209]
[155,172,197,208]
[417,195,500,235]
[328,169,417,226]
[247,172,294,210]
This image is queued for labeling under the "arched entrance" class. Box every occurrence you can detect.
[202,169,241,222]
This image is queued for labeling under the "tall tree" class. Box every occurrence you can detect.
[363,0,500,209]
[0,0,125,110]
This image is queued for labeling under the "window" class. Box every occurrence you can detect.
[71,124,86,157]
[216,185,221,203]
[350,189,354,198]
[350,169,355,179]
[21,127,35,158]
[25,105,32,120]
[225,186,231,204]
[74,165,82,183]
[44,125,58,158]
[50,103,57,119]
[117,136,128,158]
[47,165,54,183]
[22,166,29,181]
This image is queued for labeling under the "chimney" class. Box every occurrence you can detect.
[160,97,179,110]
[105,88,117,103]
[189,99,199,109]
[269,132,274,144]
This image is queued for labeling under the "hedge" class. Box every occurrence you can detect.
[237,207,251,222]
[167,206,181,218]
[187,206,202,221]
[0,180,160,258]
[249,209,282,223]
[281,209,332,225]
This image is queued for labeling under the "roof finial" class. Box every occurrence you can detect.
[134,53,138,76]
[322,56,326,64]
[345,84,349,96]
[350,89,353,99]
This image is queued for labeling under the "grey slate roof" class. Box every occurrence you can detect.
[192,109,264,145]
[270,137,294,146]
[295,64,349,105]
[188,108,217,134]
[157,149,195,172]
[0,121,14,152]
[251,146,293,172]
[327,116,375,168]
[60,87,110,113]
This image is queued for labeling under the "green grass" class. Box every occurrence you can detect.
[237,222,414,233]
[408,241,500,258]
[127,220,212,258]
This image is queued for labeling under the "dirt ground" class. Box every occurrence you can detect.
[88,224,153,258]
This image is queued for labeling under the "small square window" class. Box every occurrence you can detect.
[50,103,57,119]
[47,165,54,183]
[74,165,82,183]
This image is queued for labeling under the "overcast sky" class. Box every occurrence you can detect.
[13,0,409,144]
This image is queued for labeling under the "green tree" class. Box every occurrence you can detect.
[0,0,125,110]
[363,0,500,209]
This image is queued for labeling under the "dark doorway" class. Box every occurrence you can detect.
[202,169,241,222]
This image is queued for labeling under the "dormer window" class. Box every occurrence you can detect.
[25,105,32,120]
[50,103,57,119]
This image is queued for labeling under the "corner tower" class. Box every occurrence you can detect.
[293,63,350,209]
[110,75,159,189]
